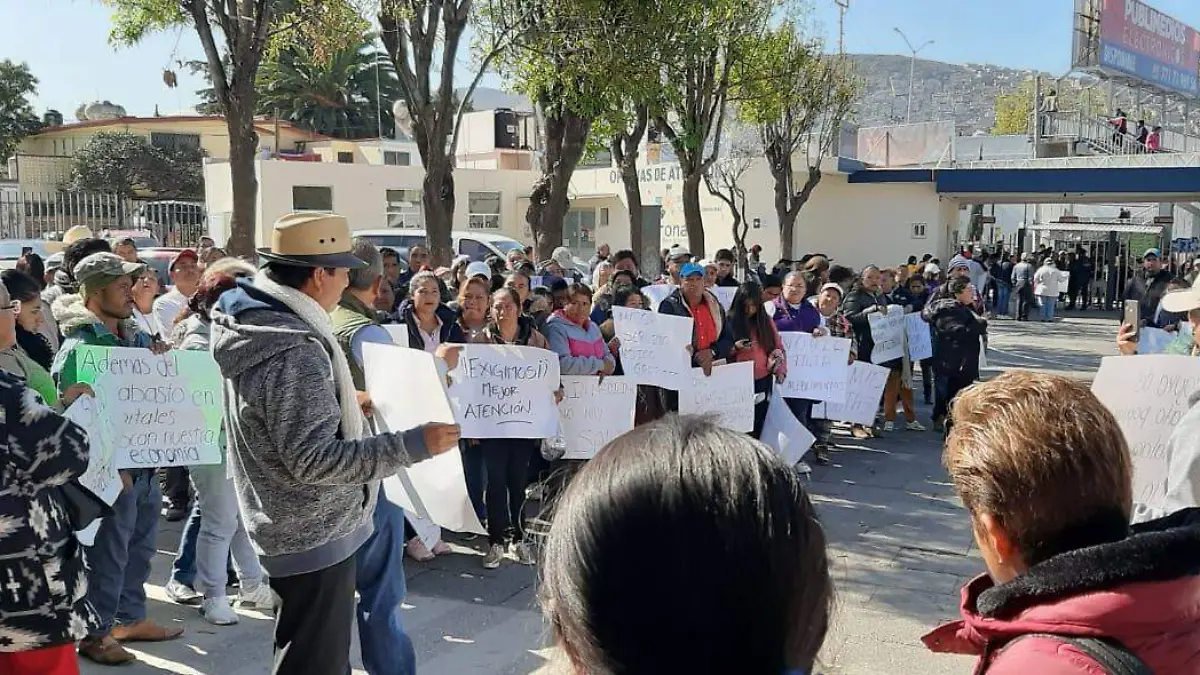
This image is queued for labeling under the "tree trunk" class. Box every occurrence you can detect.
[619,161,645,260]
[422,157,456,267]
[772,160,822,262]
[681,171,705,258]
[225,99,259,258]
[528,108,590,262]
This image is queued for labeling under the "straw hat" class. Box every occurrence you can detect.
[62,225,95,244]
[257,212,366,269]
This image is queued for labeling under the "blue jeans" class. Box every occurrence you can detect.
[170,503,201,587]
[995,284,1011,316]
[356,498,416,675]
[85,469,160,635]
[1039,296,1057,321]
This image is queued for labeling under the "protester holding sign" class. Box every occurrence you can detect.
[0,371,98,675]
[454,276,492,521]
[50,250,177,664]
[210,213,460,675]
[470,287,551,569]
[841,266,892,438]
[728,280,786,439]
[769,272,826,453]
[924,278,988,432]
[925,371,1200,673]
[599,286,667,424]
[658,263,733,414]
[545,282,616,378]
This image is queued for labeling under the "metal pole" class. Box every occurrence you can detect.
[894,28,933,125]
[834,0,849,55]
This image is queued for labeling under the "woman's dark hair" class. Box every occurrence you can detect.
[62,238,112,282]
[18,253,46,289]
[612,285,644,309]
[800,272,820,301]
[185,273,243,323]
[541,415,832,674]
[565,281,593,301]
[610,269,636,288]
[491,286,521,309]
[827,265,856,288]
[759,273,782,291]
[728,280,774,346]
[2,269,43,302]
[532,286,553,300]
[612,249,638,267]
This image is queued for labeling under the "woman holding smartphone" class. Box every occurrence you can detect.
[728,280,786,439]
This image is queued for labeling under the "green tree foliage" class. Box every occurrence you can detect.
[992,77,1109,135]
[259,38,400,139]
[737,23,858,259]
[103,0,358,256]
[0,60,43,162]
[70,132,204,200]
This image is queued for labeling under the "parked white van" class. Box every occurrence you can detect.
[354,228,526,263]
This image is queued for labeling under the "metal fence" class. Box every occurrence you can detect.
[0,190,207,247]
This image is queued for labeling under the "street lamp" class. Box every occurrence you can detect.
[894,27,934,124]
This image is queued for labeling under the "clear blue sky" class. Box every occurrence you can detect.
[5,0,1200,120]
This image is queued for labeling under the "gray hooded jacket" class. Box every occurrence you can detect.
[210,280,429,577]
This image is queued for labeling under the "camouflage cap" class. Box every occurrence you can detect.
[73,252,145,292]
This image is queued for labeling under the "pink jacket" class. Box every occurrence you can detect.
[923,523,1200,674]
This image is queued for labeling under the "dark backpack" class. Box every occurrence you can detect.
[995,634,1151,675]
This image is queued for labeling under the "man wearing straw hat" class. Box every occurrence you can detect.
[211,212,460,675]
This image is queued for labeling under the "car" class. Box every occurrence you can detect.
[0,239,65,270]
[354,228,526,263]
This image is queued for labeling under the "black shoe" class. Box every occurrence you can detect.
[164,506,188,522]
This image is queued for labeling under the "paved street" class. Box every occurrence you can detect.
[79,315,1119,675]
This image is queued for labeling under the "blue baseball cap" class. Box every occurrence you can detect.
[680,262,705,278]
[1143,248,1161,259]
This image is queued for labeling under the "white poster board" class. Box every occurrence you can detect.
[614,306,693,390]
[678,361,755,433]
[64,395,118,547]
[868,305,906,364]
[641,284,677,311]
[777,332,851,403]
[759,389,816,465]
[905,313,933,361]
[814,361,890,426]
[382,324,410,349]
[712,286,737,312]
[447,344,561,439]
[73,346,223,469]
[364,343,485,538]
[558,376,637,460]
[1090,355,1200,510]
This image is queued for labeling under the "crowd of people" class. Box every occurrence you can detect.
[2,214,1198,675]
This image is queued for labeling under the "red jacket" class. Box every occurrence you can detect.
[923,522,1200,674]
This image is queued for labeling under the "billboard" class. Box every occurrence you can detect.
[1099,0,1200,97]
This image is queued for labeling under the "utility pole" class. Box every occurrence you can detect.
[894,27,934,124]
[834,0,850,55]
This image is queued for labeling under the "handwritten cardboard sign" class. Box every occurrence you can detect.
[363,342,485,538]
[712,286,737,312]
[447,344,561,438]
[760,389,816,465]
[679,361,755,433]
[63,395,118,546]
[614,306,693,390]
[814,361,890,426]
[1091,355,1200,508]
[777,332,851,403]
[905,313,933,361]
[558,376,637,460]
[641,284,677,311]
[74,346,223,469]
[868,305,906,364]
[382,324,411,349]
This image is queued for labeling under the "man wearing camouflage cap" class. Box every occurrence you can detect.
[51,251,176,665]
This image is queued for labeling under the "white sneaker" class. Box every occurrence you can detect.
[200,596,239,626]
[906,420,927,432]
[511,541,536,566]
[237,582,275,610]
[165,579,201,605]
[883,421,895,432]
[482,543,504,569]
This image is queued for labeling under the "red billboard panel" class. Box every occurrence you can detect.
[1099,0,1200,97]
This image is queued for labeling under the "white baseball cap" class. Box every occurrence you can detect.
[465,261,492,279]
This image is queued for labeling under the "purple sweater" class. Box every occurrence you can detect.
[771,296,822,334]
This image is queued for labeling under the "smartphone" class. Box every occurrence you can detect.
[1123,300,1140,339]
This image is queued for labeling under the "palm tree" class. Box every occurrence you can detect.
[258,37,401,139]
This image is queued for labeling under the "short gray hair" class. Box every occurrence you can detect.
[409,270,439,294]
[348,237,383,291]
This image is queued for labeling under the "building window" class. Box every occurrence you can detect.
[386,189,423,227]
[911,222,927,239]
[337,151,354,164]
[599,207,610,226]
[150,132,201,152]
[383,150,411,166]
[293,186,333,212]
[468,191,501,229]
